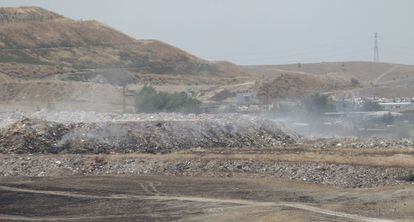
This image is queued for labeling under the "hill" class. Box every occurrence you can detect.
[256,72,356,100]
[0,7,246,81]
[0,7,63,22]
[248,61,414,85]
[246,61,414,99]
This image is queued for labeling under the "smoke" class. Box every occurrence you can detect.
[268,104,413,139]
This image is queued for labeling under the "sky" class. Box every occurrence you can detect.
[1,0,414,65]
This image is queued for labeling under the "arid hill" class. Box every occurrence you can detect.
[0,7,246,79]
[0,7,63,22]
[248,61,414,85]
[256,72,356,100]
[246,61,414,99]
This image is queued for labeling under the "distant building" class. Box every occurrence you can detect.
[379,102,414,112]
[325,111,403,118]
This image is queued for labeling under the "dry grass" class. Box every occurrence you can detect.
[48,149,414,169]
[0,8,245,77]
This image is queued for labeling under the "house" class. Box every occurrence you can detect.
[379,102,414,112]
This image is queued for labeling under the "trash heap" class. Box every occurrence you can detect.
[0,112,299,154]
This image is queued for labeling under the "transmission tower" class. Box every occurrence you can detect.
[373,32,380,62]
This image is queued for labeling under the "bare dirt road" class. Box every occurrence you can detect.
[0,176,411,222]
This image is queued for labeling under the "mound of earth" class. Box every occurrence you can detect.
[0,114,298,154]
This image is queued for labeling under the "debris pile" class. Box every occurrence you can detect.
[0,111,26,128]
[0,112,298,154]
[1,155,413,188]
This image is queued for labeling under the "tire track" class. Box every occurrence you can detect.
[0,185,394,222]
[373,66,399,84]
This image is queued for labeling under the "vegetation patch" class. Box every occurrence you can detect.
[135,85,201,113]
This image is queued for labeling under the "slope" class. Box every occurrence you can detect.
[0,7,246,78]
[248,61,414,84]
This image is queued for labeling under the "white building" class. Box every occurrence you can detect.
[379,102,414,112]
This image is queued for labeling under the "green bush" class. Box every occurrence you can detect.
[135,85,201,113]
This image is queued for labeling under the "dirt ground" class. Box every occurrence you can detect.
[0,175,412,222]
[1,144,413,221]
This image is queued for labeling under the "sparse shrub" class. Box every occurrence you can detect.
[135,85,201,113]
[350,78,360,87]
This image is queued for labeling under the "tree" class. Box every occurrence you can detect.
[135,85,201,113]
[135,85,163,113]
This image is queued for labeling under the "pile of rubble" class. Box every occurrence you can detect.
[1,155,413,188]
[0,112,298,154]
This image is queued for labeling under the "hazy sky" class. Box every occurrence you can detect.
[1,0,414,65]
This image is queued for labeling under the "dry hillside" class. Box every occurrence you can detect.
[256,72,356,100]
[247,61,414,99]
[0,7,63,22]
[0,7,246,79]
[248,61,414,84]
[0,6,251,111]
